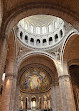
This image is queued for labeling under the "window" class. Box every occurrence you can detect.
[55,22,58,29]
[36,39,40,43]
[36,39,40,46]
[25,35,28,40]
[49,37,53,41]
[36,27,40,34]
[25,23,28,30]
[49,37,53,45]
[20,19,24,27]
[42,27,46,34]
[48,25,52,32]
[30,38,34,42]
[55,34,58,42]
[30,38,34,46]
[20,31,23,39]
[2,73,5,82]
[60,30,63,37]
[43,39,46,43]
[25,35,28,43]
[30,25,33,33]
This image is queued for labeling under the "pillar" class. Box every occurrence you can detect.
[51,85,58,111]
[28,96,31,109]
[14,85,20,111]
[36,96,39,108]
[56,62,76,111]
[1,57,17,111]
[0,0,3,28]
[42,96,44,110]
[1,74,17,111]
[0,37,7,90]
[59,74,76,111]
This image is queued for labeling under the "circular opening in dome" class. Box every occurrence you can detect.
[15,15,65,49]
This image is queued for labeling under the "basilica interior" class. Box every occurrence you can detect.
[0,1,79,111]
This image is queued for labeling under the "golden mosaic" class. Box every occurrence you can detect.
[20,68,51,93]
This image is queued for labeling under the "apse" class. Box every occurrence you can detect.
[20,67,51,93]
[19,67,52,111]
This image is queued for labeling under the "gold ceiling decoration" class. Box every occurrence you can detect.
[20,67,51,93]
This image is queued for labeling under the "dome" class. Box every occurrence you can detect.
[15,15,65,49]
[20,68,51,93]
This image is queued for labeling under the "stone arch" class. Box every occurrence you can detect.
[60,30,79,62]
[18,52,58,74]
[68,64,79,111]
[17,51,56,68]
[62,34,79,63]
[68,59,79,67]
[16,53,60,110]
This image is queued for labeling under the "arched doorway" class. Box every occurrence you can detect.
[69,65,79,111]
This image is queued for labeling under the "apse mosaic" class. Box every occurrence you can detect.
[20,68,51,93]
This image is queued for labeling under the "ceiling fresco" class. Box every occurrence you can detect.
[20,68,51,93]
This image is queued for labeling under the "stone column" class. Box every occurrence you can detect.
[56,62,76,111]
[28,96,31,109]
[1,56,17,111]
[51,83,62,111]
[51,85,58,111]
[1,74,17,111]
[14,85,20,111]
[36,96,39,108]
[23,98,25,110]
[0,37,7,90]
[42,96,44,110]
[59,75,76,111]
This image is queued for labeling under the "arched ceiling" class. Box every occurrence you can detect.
[20,67,51,93]
[18,55,59,88]
[18,55,57,74]
[63,34,79,63]
[3,0,79,16]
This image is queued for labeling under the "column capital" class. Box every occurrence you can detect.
[5,73,17,79]
[59,74,70,79]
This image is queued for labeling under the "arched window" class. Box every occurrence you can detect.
[25,35,28,43]
[37,39,40,43]
[60,29,63,37]
[55,34,58,42]
[20,31,23,39]
[25,23,28,30]
[55,22,58,29]
[20,19,24,27]
[36,27,40,34]
[42,27,46,34]
[30,38,34,42]
[43,39,47,46]
[49,37,53,45]
[36,39,40,46]
[25,35,28,40]
[30,38,34,45]
[30,25,33,33]
[31,97,36,109]
[48,25,52,32]
[43,39,46,43]
[2,73,5,82]
[49,37,53,41]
